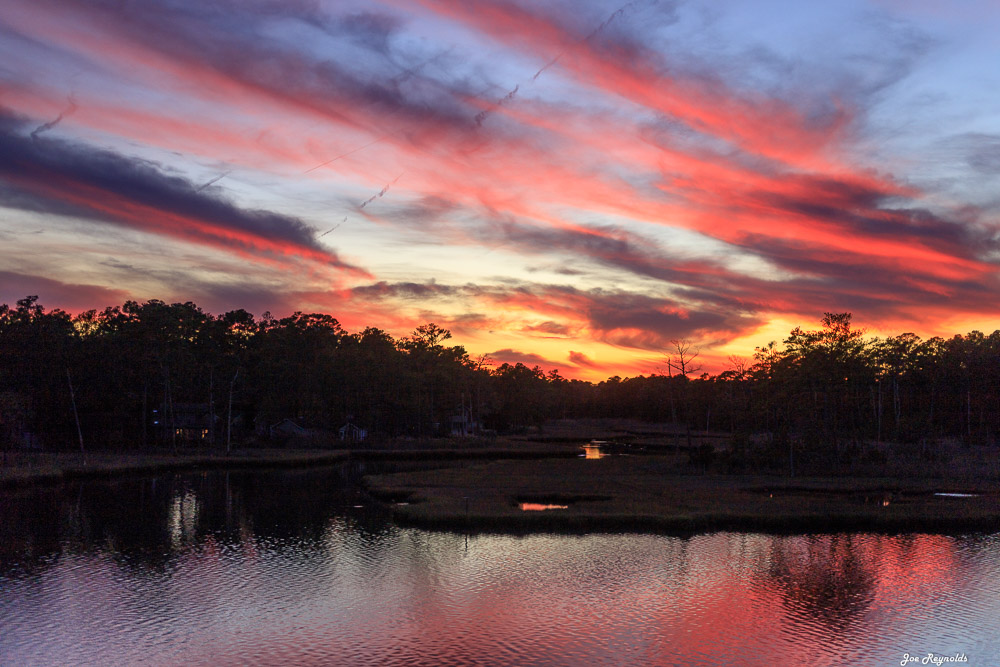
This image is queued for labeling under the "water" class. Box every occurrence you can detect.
[2,466,998,666]
[582,442,609,458]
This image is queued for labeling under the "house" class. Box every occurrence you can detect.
[162,403,216,442]
[339,422,367,443]
[269,418,312,439]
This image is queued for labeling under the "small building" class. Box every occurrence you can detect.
[269,418,312,439]
[339,422,367,443]
[167,403,217,442]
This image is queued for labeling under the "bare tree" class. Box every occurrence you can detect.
[472,353,494,372]
[727,355,749,380]
[664,339,701,377]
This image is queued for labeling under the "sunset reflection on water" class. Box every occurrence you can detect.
[519,503,569,511]
[2,470,998,666]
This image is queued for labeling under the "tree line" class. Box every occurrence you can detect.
[3,297,999,458]
[0,296,566,450]
[587,313,1000,470]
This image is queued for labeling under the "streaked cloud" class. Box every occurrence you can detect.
[0,109,367,273]
[2,0,999,378]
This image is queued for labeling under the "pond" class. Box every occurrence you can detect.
[1,466,998,666]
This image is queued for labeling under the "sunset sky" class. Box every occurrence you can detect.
[2,0,999,379]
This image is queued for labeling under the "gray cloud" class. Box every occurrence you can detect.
[0,109,365,271]
[41,0,483,141]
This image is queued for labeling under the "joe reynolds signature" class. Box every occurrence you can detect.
[901,653,968,666]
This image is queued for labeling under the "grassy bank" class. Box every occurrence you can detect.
[0,441,576,487]
[365,455,1000,534]
[0,449,351,486]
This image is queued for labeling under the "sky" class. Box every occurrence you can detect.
[2,0,999,380]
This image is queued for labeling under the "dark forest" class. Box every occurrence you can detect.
[3,296,1000,469]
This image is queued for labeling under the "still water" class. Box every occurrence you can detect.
[2,466,999,666]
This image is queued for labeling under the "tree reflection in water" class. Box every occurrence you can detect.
[0,464,383,578]
[761,535,878,634]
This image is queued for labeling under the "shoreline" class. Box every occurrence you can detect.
[0,444,575,488]
[0,449,351,487]
[382,507,1000,536]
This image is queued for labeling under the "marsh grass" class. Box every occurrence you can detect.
[366,454,1000,534]
[0,440,572,487]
